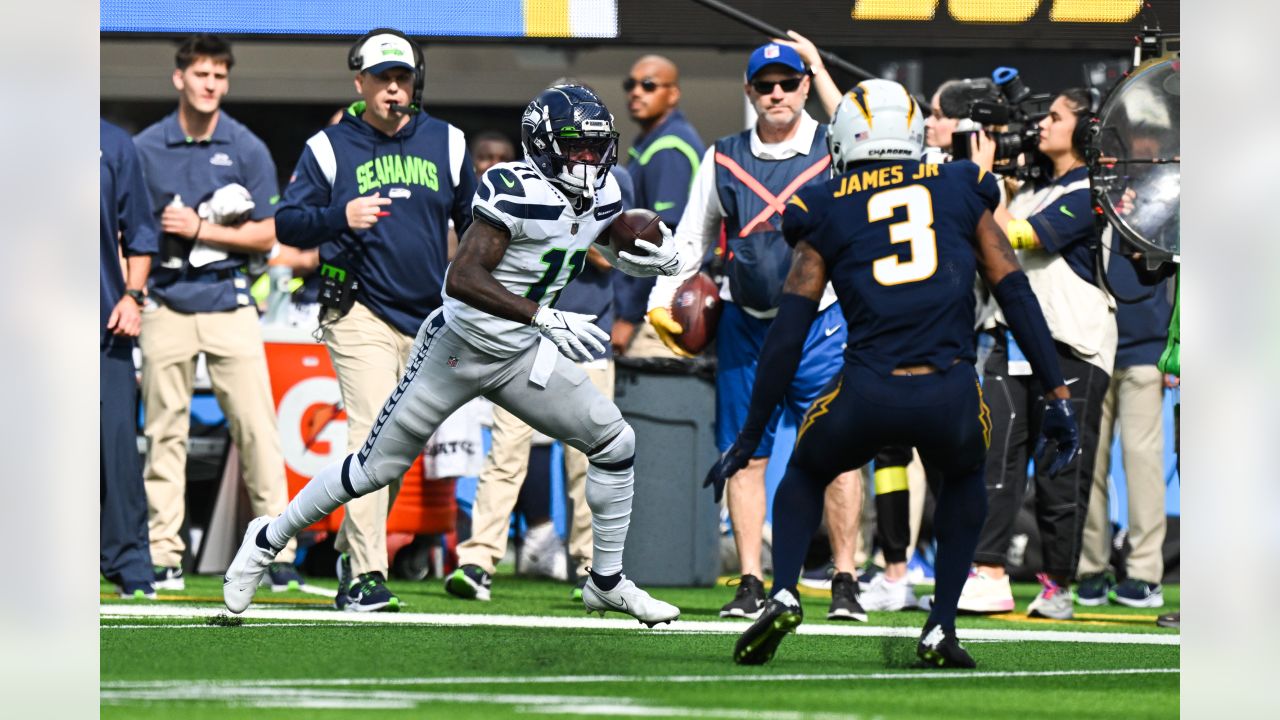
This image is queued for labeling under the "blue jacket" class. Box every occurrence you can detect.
[101,119,158,349]
[276,105,476,335]
[616,111,705,324]
[626,109,705,228]
[1108,244,1173,368]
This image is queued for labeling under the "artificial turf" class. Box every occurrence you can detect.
[101,573,1179,718]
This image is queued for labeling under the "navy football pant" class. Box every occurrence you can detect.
[770,361,990,630]
[101,342,154,585]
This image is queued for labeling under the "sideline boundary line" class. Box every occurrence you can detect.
[100,604,1179,645]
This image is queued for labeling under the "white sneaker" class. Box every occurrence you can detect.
[222,516,278,614]
[582,574,680,627]
[860,573,917,612]
[517,522,569,581]
[1027,573,1074,620]
[956,571,1016,613]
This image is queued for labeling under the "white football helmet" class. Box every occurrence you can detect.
[828,79,925,174]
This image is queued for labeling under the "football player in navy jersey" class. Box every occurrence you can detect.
[709,80,1081,668]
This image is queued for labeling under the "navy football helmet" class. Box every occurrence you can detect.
[521,85,619,198]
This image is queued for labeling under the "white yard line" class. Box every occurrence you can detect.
[101,685,864,718]
[102,668,1178,691]
[100,604,1181,646]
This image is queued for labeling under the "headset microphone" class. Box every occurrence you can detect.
[388,103,417,115]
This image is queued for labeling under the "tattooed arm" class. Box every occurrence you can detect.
[444,217,542,325]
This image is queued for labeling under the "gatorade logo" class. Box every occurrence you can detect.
[277,377,348,477]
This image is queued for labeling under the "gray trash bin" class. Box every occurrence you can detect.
[614,356,720,587]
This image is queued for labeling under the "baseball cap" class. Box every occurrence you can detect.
[356,32,416,75]
[746,43,806,82]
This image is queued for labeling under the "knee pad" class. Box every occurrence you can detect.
[588,423,635,471]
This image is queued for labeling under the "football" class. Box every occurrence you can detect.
[606,208,664,257]
[669,272,722,355]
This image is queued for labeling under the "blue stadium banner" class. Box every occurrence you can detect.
[100,0,619,39]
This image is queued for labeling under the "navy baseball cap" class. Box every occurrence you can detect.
[746,43,806,82]
[356,33,416,76]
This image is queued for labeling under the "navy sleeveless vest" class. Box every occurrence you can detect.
[713,125,830,312]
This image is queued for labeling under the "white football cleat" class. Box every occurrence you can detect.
[223,516,278,614]
[582,574,680,627]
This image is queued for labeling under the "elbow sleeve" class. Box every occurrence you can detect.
[991,271,1064,394]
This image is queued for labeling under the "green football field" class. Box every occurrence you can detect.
[101,574,1179,719]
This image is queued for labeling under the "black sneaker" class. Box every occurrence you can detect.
[917,623,977,669]
[1075,573,1112,606]
[734,589,804,665]
[265,562,304,592]
[719,574,766,619]
[827,572,868,622]
[799,560,836,590]
[1156,612,1180,629]
[345,571,400,612]
[334,553,352,610]
[1112,578,1164,608]
[445,564,493,601]
[153,565,185,591]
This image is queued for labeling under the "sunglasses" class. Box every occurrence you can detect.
[751,77,804,95]
[623,77,674,93]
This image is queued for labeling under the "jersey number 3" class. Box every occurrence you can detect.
[869,185,938,286]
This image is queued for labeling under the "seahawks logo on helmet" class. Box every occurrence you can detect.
[520,85,619,199]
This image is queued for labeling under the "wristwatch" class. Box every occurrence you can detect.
[125,289,146,305]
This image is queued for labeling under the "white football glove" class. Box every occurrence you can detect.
[532,306,610,363]
[616,221,681,277]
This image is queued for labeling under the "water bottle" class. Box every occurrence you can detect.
[262,265,294,326]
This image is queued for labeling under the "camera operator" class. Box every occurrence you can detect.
[960,88,1116,620]
[924,80,963,156]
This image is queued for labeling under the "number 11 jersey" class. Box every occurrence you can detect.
[442,161,623,357]
[782,158,1001,375]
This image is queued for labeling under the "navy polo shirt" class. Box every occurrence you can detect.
[101,119,158,348]
[133,110,279,312]
[1027,166,1097,284]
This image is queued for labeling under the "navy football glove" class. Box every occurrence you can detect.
[703,434,761,503]
[1035,397,1080,477]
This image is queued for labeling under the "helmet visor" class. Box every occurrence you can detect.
[557,135,618,167]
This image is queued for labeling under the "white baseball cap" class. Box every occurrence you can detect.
[356,33,416,75]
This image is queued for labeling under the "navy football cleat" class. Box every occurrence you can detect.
[733,590,803,665]
[916,623,976,669]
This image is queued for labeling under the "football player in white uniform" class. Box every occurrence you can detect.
[224,85,683,625]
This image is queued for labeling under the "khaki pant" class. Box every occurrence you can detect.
[458,362,615,576]
[140,304,295,567]
[323,302,416,577]
[1079,364,1167,583]
[626,321,682,359]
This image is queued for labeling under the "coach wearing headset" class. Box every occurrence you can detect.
[275,29,477,612]
[959,88,1116,621]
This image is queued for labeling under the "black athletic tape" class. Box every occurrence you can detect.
[589,455,635,472]
[340,455,357,498]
